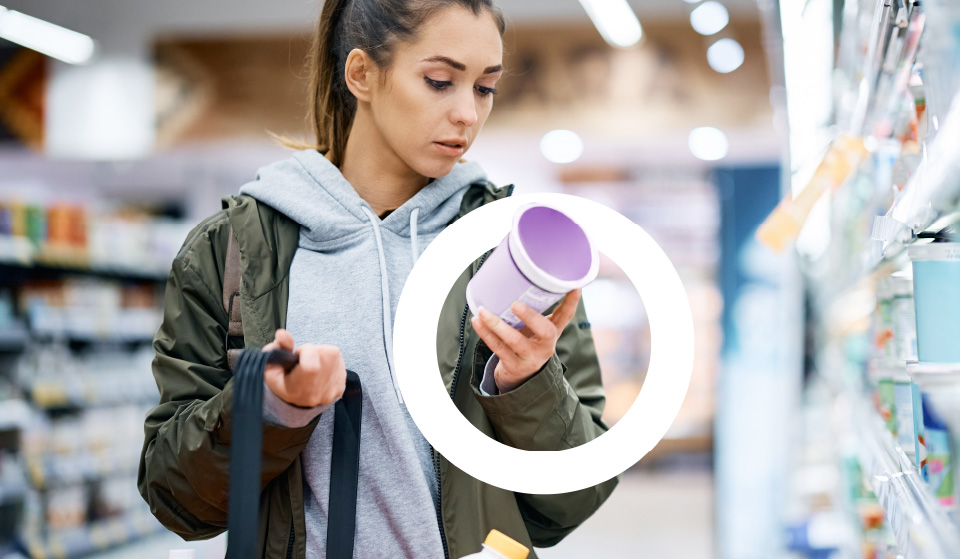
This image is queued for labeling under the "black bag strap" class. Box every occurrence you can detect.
[225,348,363,559]
[327,369,363,558]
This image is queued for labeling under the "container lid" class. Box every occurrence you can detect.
[906,361,960,386]
[483,530,529,559]
[508,203,599,294]
[888,273,913,296]
[907,242,960,262]
[869,359,909,381]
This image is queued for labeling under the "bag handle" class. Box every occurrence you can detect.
[225,348,362,559]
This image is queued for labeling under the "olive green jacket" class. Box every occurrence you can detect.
[137,180,618,559]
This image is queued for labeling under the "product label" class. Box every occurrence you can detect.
[878,379,897,435]
[922,427,955,507]
[877,298,895,359]
[892,296,919,362]
[498,285,562,329]
[893,381,915,451]
[912,382,925,468]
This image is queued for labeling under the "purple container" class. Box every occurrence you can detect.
[466,203,598,330]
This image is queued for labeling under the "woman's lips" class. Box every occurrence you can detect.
[434,142,465,157]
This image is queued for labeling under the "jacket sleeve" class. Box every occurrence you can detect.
[138,248,320,540]
[468,296,620,547]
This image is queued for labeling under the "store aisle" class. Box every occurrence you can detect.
[89,470,713,559]
[536,470,714,559]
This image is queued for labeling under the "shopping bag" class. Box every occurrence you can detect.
[225,348,362,559]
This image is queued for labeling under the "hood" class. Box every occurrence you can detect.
[239,149,488,247]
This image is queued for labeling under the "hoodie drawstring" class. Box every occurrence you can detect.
[409,208,420,267]
[361,206,421,405]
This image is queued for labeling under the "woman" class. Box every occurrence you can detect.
[137,1,618,558]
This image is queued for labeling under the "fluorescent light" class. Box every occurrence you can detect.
[707,38,744,73]
[0,6,96,65]
[688,127,728,161]
[540,130,584,164]
[690,1,729,36]
[579,0,643,48]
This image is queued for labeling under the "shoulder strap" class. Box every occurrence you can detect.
[223,225,244,371]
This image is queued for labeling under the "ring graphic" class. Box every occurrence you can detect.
[394,193,694,494]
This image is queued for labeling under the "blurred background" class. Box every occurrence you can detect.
[0,0,959,558]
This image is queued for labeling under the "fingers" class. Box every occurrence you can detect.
[266,344,346,407]
[476,307,528,348]
[263,328,294,352]
[547,289,581,330]
[471,310,520,362]
[275,328,294,350]
[295,343,322,374]
[509,300,558,340]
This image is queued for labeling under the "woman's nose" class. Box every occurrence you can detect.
[450,90,478,127]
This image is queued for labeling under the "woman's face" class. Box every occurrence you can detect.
[368,7,503,179]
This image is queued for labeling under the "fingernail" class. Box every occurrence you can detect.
[511,301,524,313]
[479,306,496,325]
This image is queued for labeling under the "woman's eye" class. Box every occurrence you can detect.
[425,77,452,91]
[476,86,498,97]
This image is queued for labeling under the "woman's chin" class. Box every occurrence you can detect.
[416,158,459,180]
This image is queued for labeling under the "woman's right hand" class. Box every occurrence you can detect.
[263,328,347,408]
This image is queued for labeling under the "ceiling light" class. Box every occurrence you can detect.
[688,127,728,161]
[541,130,585,164]
[707,38,744,73]
[0,6,96,65]
[690,1,729,36]
[578,0,643,48]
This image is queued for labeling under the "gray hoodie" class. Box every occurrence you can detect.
[239,148,489,559]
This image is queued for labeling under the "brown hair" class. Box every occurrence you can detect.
[281,0,506,167]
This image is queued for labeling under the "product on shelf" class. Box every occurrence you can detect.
[908,240,960,362]
[907,362,960,513]
[17,279,162,343]
[757,134,869,252]
[0,198,193,277]
[888,273,918,362]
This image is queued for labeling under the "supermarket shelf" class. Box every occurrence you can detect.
[28,376,158,412]
[26,452,138,490]
[0,400,31,431]
[0,323,29,353]
[852,396,960,559]
[20,510,165,559]
[27,306,162,346]
[0,262,168,284]
[867,93,960,273]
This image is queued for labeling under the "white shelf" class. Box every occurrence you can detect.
[852,396,960,559]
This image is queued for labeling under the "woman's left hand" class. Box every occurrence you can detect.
[471,289,581,394]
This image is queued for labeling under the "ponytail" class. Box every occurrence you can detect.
[277,0,506,168]
[309,0,354,167]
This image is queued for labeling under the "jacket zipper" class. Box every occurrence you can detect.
[286,523,295,559]
[433,248,493,559]
[434,183,511,559]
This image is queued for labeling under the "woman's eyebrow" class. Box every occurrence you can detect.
[421,55,503,74]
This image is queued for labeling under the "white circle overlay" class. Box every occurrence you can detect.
[394,193,694,494]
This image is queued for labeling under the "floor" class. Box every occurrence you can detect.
[535,470,714,559]
[89,470,714,559]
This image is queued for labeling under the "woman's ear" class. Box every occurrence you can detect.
[344,48,376,103]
